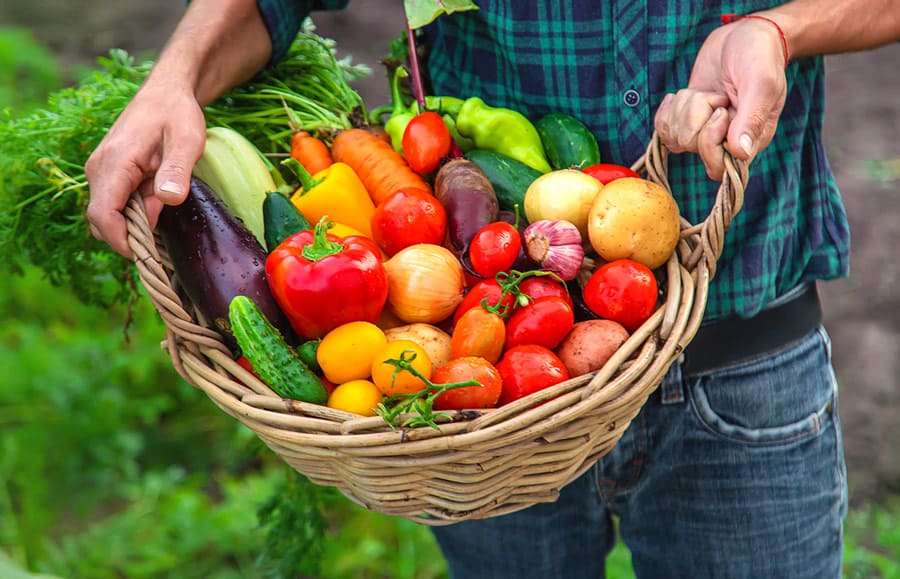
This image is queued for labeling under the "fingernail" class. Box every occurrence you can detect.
[739,134,754,156]
[157,181,185,203]
[159,181,183,195]
[711,107,725,121]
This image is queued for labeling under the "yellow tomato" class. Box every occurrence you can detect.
[371,339,432,397]
[317,321,387,384]
[327,379,383,416]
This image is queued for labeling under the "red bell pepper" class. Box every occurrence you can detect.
[266,218,389,339]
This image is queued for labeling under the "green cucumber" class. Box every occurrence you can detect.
[262,191,311,252]
[464,149,543,212]
[535,112,602,170]
[228,295,328,404]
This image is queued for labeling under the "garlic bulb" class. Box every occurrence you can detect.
[522,220,585,281]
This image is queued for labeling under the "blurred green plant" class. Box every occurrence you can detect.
[844,498,900,579]
[0,28,61,113]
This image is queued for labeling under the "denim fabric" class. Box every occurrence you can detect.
[431,326,847,579]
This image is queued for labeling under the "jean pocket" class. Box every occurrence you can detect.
[688,327,837,446]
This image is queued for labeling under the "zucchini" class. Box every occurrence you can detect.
[463,149,543,213]
[262,191,311,252]
[192,126,278,246]
[229,295,328,404]
[535,112,602,170]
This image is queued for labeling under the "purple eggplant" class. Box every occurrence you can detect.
[157,176,294,350]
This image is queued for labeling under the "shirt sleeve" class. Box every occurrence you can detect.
[257,0,349,65]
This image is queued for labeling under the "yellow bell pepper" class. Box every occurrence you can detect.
[286,158,375,238]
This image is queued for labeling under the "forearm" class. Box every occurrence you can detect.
[763,0,900,59]
[147,0,272,106]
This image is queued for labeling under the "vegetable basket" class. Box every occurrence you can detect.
[124,132,747,525]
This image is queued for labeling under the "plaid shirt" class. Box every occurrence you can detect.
[260,0,850,322]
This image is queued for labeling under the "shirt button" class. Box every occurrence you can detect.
[623,89,641,107]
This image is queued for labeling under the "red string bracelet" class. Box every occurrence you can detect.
[721,13,790,66]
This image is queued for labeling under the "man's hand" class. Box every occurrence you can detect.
[85,83,206,258]
[83,0,272,259]
[654,16,788,180]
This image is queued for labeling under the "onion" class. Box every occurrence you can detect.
[383,243,466,323]
[523,169,604,239]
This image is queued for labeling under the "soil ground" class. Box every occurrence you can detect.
[4,1,899,505]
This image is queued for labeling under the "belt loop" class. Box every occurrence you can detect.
[660,361,685,405]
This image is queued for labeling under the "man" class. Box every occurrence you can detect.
[85,1,900,576]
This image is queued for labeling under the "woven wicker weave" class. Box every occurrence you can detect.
[124,133,747,525]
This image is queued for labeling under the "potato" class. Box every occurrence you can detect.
[383,323,452,368]
[555,319,630,377]
[587,177,681,269]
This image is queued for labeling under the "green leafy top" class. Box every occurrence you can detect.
[404,0,479,29]
[0,23,369,309]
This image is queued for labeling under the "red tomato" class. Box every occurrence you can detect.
[518,276,573,308]
[402,111,453,174]
[432,356,503,410]
[496,345,569,406]
[504,296,575,350]
[468,221,522,279]
[453,279,516,326]
[583,259,659,332]
[582,163,641,184]
[371,187,446,256]
[451,307,506,364]
[234,356,259,386]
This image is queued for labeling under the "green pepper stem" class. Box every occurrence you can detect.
[281,157,322,194]
[390,65,411,117]
[300,216,344,261]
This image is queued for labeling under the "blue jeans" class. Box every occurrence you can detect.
[431,326,848,579]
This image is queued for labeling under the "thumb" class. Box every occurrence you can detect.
[154,130,205,205]
[726,78,785,162]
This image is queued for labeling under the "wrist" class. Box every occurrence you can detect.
[721,12,790,66]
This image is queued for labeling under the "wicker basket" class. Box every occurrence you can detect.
[124,133,747,525]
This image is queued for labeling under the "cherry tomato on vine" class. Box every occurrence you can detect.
[371,187,446,256]
[432,356,503,410]
[582,258,659,332]
[504,295,575,350]
[402,111,453,174]
[453,279,516,326]
[496,345,569,406]
[468,221,522,279]
[517,276,572,308]
[582,163,641,184]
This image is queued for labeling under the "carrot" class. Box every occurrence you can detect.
[330,128,432,204]
[290,130,333,175]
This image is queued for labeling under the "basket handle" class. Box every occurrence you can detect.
[631,131,749,279]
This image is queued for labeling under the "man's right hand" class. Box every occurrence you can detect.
[85,81,206,258]
[84,0,273,259]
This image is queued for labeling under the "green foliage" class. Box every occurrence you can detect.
[0,50,150,307]
[255,468,332,578]
[0,28,61,113]
[844,498,900,579]
[0,267,454,579]
[0,21,370,310]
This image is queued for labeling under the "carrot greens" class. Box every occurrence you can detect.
[0,21,369,308]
